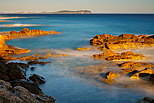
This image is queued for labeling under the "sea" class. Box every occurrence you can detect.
[0,14,154,103]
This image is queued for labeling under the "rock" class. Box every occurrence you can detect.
[90,34,154,51]
[118,62,153,70]
[103,71,121,84]
[130,68,153,80]
[93,51,144,61]
[0,80,55,103]
[7,62,29,69]
[28,60,51,65]
[1,28,61,40]
[6,45,30,54]
[29,74,46,84]
[93,51,118,59]
[12,86,55,103]
[11,80,43,95]
[137,97,154,103]
[106,51,144,61]
[149,74,154,83]
[0,61,10,81]
[30,67,36,71]
[6,63,26,81]
[76,47,91,51]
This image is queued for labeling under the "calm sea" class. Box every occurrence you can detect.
[0,14,154,103]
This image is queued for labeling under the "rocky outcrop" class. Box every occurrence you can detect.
[93,51,144,61]
[0,35,30,58]
[90,34,154,50]
[1,28,61,40]
[137,97,154,103]
[118,62,154,70]
[29,74,46,84]
[11,80,43,95]
[0,80,55,103]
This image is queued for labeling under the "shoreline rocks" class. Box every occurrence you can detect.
[0,80,55,103]
[90,34,154,51]
[93,51,145,61]
[0,61,55,103]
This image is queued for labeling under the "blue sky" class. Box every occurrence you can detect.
[0,0,154,13]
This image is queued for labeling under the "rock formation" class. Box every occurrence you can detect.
[90,34,154,51]
[0,80,55,103]
[1,28,61,40]
[0,35,30,57]
[0,61,55,103]
[93,51,145,61]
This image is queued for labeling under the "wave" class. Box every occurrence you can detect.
[0,17,27,20]
[0,24,44,27]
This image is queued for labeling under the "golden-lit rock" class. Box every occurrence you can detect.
[76,47,91,51]
[118,62,153,70]
[1,28,61,40]
[93,51,118,59]
[130,68,153,80]
[93,51,144,61]
[90,34,154,50]
[103,71,122,84]
[106,51,144,61]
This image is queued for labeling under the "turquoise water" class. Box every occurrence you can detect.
[1,14,154,103]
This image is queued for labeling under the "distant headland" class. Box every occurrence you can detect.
[0,10,92,14]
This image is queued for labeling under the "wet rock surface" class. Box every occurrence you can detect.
[0,61,55,102]
[29,74,46,84]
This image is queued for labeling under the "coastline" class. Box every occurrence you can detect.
[0,14,154,102]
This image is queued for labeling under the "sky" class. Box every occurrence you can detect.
[0,0,154,13]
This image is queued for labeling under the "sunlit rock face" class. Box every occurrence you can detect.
[1,28,61,40]
[90,34,154,51]
[93,51,145,61]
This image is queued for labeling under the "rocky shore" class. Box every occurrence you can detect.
[0,28,62,103]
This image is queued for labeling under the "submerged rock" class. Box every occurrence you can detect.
[90,34,154,50]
